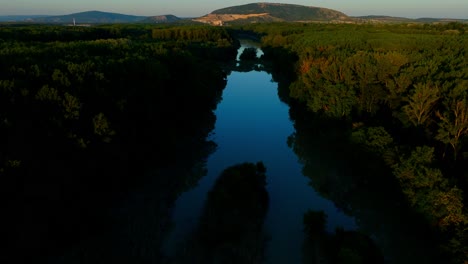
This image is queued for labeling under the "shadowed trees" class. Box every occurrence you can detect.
[174,162,269,264]
[302,210,384,264]
[240,47,258,61]
[253,22,468,263]
[0,24,239,264]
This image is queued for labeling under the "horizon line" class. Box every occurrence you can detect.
[0,9,467,21]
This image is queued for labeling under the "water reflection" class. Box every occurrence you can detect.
[172,163,269,263]
[287,106,442,264]
[166,44,355,264]
[301,209,384,264]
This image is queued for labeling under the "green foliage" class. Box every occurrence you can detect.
[393,146,465,229]
[443,224,468,264]
[394,146,444,194]
[255,22,467,262]
[430,187,466,228]
[2,22,467,263]
[5,159,21,168]
[52,69,71,87]
[62,92,81,119]
[0,24,238,262]
[350,126,393,154]
[402,82,440,126]
[151,26,234,43]
[436,95,468,159]
[92,112,115,141]
[35,85,60,102]
[306,83,357,118]
[0,80,14,93]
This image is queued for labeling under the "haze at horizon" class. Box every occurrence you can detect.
[1,0,467,19]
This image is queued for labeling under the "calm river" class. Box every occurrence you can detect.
[165,43,356,263]
[48,43,441,264]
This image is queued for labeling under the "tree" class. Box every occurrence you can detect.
[35,85,60,102]
[393,146,465,228]
[436,99,468,160]
[93,112,115,142]
[431,187,465,229]
[357,84,386,114]
[52,69,71,87]
[62,92,81,120]
[307,83,357,118]
[350,126,393,154]
[402,82,439,126]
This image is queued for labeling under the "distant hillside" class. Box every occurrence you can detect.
[356,15,468,24]
[141,14,182,24]
[197,2,348,24]
[415,17,468,23]
[0,15,47,22]
[356,15,413,23]
[32,11,146,24]
[5,6,465,25]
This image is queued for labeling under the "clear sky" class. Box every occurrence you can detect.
[1,0,467,19]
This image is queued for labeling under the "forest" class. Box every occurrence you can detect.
[0,24,239,263]
[1,21,467,263]
[242,21,468,263]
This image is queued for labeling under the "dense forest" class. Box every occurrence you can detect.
[0,24,238,263]
[1,21,467,263]
[241,22,468,263]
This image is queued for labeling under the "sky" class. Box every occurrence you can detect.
[1,0,467,19]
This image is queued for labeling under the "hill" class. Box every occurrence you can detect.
[4,5,466,25]
[194,2,349,25]
[415,17,468,23]
[0,15,47,22]
[32,11,146,24]
[356,15,413,23]
[355,15,468,24]
[141,14,182,24]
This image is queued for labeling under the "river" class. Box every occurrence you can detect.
[165,43,356,263]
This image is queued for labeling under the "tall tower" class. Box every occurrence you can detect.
[73,18,76,26]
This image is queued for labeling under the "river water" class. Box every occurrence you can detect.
[166,43,356,263]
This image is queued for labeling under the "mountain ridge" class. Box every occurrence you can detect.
[0,15,48,22]
[1,3,466,24]
[31,10,146,24]
[141,14,181,24]
[195,3,349,24]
